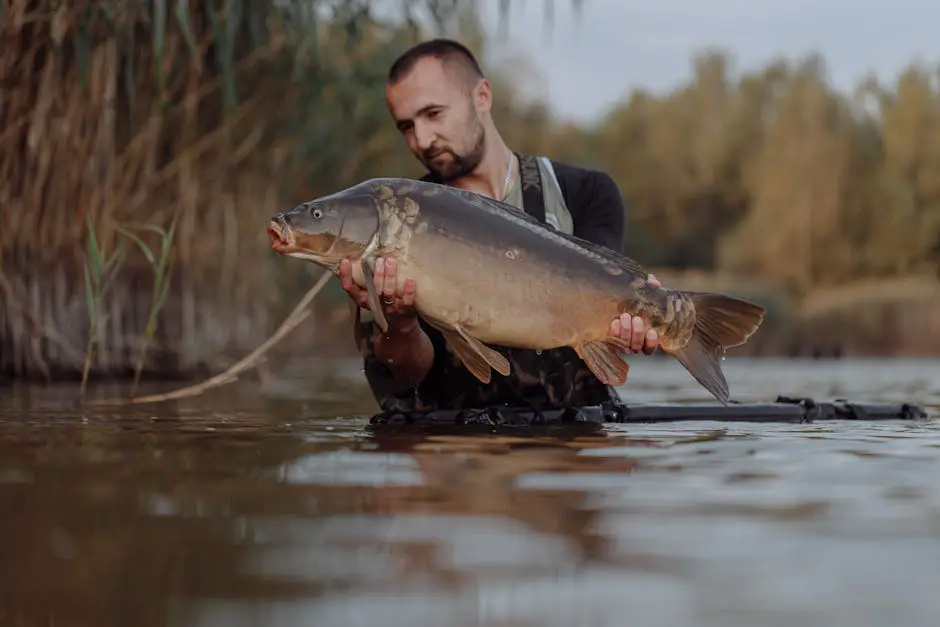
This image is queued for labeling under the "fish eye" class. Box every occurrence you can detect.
[310,207,323,219]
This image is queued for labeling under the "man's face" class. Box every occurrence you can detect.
[385,57,488,182]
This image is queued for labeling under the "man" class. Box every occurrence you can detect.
[339,38,661,414]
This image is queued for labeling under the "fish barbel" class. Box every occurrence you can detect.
[266,178,766,404]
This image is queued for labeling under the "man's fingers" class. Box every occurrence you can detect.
[609,313,658,356]
[339,259,359,294]
[618,313,635,352]
[630,316,645,353]
[386,258,398,294]
[642,329,659,355]
[400,277,417,307]
[338,259,370,308]
[374,257,388,298]
[378,258,397,301]
[647,273,661,287]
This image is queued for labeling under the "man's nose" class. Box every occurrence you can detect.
[414,122,436,150]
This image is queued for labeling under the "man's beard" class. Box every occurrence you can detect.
[421,119,486,183]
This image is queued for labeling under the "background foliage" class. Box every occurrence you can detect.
[2,0,939,382]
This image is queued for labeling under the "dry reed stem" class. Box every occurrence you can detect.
[0,267,86,363]
[86,269,333,407]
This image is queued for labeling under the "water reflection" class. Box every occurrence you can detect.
[0,357,938,627]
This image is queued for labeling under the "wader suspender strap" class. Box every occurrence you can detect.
[515,152,548,225]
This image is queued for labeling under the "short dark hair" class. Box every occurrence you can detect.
[387,38,485,88]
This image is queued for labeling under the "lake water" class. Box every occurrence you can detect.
[1,356,938,627]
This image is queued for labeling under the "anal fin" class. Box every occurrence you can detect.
[574,337,632,387]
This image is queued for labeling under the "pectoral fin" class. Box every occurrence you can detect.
[361,257,389,333]
[428,321,511,384]
[573,337,632,387]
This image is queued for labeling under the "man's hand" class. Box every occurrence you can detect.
[339,257,419,333]
[340,256,434,384]
[608,273,661,355]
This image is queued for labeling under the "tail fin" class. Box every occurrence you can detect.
[662,292,766,405]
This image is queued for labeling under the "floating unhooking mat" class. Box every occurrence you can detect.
[369,396,932,428]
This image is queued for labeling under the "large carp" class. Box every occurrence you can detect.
[266,178,766,404]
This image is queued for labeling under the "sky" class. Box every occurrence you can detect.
[473,0,940,125]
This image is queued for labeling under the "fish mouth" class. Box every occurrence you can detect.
[267,219,294,252]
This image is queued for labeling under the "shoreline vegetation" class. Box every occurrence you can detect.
[3,1,939,394]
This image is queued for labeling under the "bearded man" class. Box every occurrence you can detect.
[339,39,661,414]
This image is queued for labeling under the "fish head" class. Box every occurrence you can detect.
[267,192,380,270]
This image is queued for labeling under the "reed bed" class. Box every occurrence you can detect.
[0,0,476,383]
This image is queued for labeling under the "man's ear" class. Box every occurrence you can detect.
[473,78,492,114]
